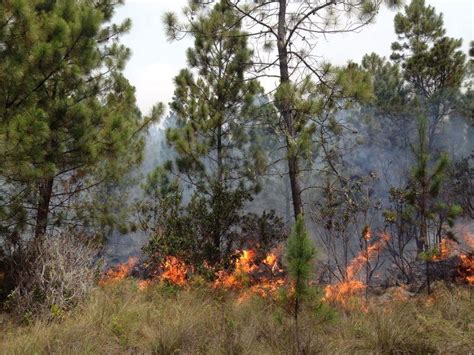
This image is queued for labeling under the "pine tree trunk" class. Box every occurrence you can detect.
[365,238,370,302]
[419,154,430,294]
[294,295,301,354]
[217,124,223,184]
[285,176,292,224]
[214,124,224,256]
[426,258,431,295]
[34,177,54,239]
[277,0,303,220]
[288,152,303,219]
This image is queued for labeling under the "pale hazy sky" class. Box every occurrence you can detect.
[114,0,473,115]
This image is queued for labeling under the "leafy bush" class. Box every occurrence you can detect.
[140,169,286,269]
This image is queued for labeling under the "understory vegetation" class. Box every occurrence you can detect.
[1,281,472,354]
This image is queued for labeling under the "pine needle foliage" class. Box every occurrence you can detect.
[286,214,316,300]
[285,214,316,352]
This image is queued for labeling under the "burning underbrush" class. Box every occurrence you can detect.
[98,255,190,289]
[98,229,473,309]
[98,257,139,287]
[213,248,287,301]
[323,231,390,309]
[323,230,473,310]
[429,232,474,286]
[99,246,288,301]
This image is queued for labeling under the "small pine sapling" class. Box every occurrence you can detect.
[285,214,316,353]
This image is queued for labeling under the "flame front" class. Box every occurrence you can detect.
[323,232,390,308]
[214,248,286,300]
[458,253,473,285]
[160,256,189,286]
[430,234,473,285]
[101,230,471,299]
[99,257,138,286]
[460,232,474,285]
[431,238,456,261]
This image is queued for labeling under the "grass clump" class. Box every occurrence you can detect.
[0,281,472,354]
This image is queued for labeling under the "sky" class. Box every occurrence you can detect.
[114,0,473,116]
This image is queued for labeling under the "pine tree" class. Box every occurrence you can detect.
[391,0,466,97]
[409,116,447,249]
[459,41,473,126]
[361,53,408,116]
[286,214,316,353]
[360,0,468,288]
[165,0,400,222]
[381,0,467,253]
[164,0,264,264]
[407,115,463,293]
[390,0,467,146]
[0,0,161,240]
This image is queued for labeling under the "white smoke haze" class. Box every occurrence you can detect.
[105,101,472,268]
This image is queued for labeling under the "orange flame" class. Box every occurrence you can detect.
[431,238,456,261]
[214,248,286,300]
[137,256,190,290]
[323,232,390,308]
[214,249,257,289]
[363,225,372,241]
[429,234,473,285]
[160,256,189,286]
[264,252,278,268]
[459,253,474,286]
[100,249,286,299]
[460,231,474,285]
[99,257,138,286]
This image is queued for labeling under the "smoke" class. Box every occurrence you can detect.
[105,104,473,269]
[104,115,178,265]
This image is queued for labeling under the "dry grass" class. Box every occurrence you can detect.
[0,281,472,354]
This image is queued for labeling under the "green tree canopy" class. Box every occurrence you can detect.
[163,0,265,264]
[0,0,161,239]
[391,0,466,98]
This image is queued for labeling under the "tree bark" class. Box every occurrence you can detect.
[287,152,303,218]
[214,123,224,255]
[34,177,54,239]
[277,0,303,220]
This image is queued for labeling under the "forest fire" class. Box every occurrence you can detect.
[99,247,287,298]
[99,257,138,286]
[323,233,390,308]
[136,255,191,289]
[213,247,286,300]
[458,254,473,286]
[458,231,473,286]
[99,255,190,288]
[100,230,472,298]
[159,256,189,286]
[431,238,457,261]
[214,249,257,289]
[430,233,474,286]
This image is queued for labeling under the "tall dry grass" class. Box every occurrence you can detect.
[1,281,472,354]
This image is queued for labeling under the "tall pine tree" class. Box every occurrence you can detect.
[0,0,160,240]
[164,0,264,264]
[390,0,466,146]
[169,0,401,221]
